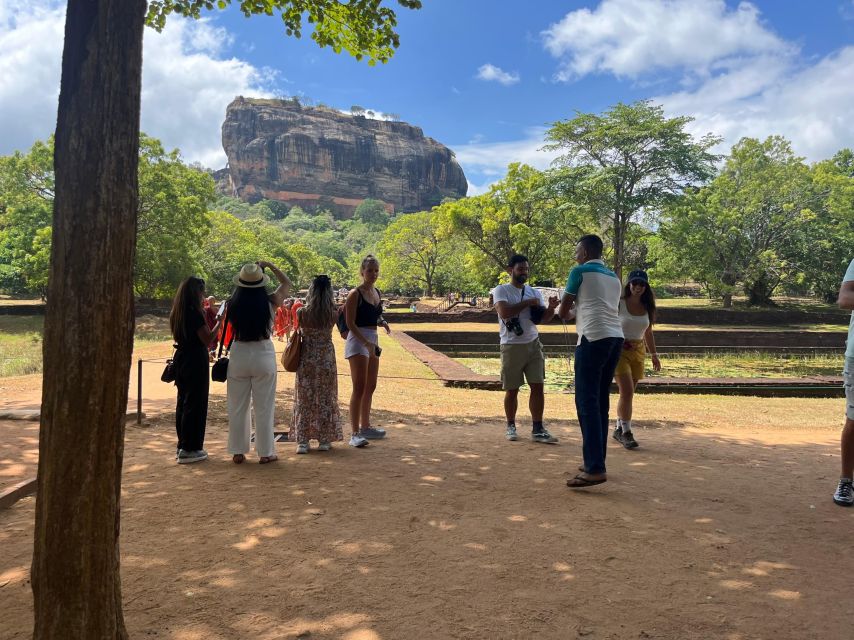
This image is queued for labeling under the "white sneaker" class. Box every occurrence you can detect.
[318,442,332,451]
[296,443,309,454]
[349,434,369,448]
[505,424,518,441]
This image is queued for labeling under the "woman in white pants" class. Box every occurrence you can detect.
[225,262,291,464]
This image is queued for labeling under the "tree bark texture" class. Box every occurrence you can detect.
[32,2,146,638]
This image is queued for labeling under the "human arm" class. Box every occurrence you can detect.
[195,314,220,346]
[539,294,560,324]
[258,260,292,307]
[558,293,576,321]
[378,314,391,334]
[839,280,854,310]
[644,325,661,372]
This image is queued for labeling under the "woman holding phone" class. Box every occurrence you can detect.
[344,255,390,447]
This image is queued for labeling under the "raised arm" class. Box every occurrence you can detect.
[196,318,220,346]
[258,261,292,307]
[495,295,539,320]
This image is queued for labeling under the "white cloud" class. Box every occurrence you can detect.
[476,63,520,86]
[542,0,790,81]
[538,0,854,163]
[452,128,561,194]
[656,46,854,162]
[0,1,276,168]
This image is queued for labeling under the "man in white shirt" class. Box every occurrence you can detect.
[493,254,559,443]
[558,235,624,488]
[834,259,854,506]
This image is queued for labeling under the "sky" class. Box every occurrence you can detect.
[2,0,854,195]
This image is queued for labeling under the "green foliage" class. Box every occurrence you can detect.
[377,209,467,296]
[135,134,216,297]
[544,100,720,276]
[0,138,54,296]
[146,0,422,66]
[656,136,822,306]
[354,198,390,225]
[799,149,854,302]
[445,163,590,288]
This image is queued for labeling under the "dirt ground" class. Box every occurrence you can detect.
[2,390,853,639]
[2,332,854,639]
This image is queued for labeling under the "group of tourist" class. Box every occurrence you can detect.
[168,234,854,506]
[493,235,658,488]
[168,255,388,465]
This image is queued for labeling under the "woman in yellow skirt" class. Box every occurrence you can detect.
[612,270,660,449]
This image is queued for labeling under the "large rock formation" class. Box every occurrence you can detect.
[220,97,468,215]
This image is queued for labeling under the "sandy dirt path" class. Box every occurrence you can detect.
[2,391,853,639]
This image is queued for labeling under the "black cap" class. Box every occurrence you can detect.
[627,269,649,284]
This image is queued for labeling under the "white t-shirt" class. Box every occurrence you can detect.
[564,260,623,344]
[492,283,545,345]
[845,259,854,359]
[619,299,650,340]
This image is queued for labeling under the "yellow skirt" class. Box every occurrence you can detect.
[615,339,645,382]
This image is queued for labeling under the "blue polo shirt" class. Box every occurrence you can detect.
[565,259,623,343]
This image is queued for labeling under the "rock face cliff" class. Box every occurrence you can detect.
[220,97,468,215]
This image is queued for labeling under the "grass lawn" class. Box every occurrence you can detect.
[455,351,843,388]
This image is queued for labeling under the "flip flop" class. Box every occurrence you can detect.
[232,454,245,464]
[259,455,278,464]
[567,474,607,488]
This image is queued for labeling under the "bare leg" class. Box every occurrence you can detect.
[360,356,380,428]
[529,383,544,422]
[504,389,519,424]
[348,355,368,435]
[615,373,634,423]
[842,418,854,479]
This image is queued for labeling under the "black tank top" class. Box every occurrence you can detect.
[355,288,383,327]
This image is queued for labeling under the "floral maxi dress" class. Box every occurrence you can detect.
[292,324,343,444]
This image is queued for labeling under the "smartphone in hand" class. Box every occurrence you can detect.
[375,345,382,357]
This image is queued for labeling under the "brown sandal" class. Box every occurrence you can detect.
[232,454,245,464]
[259,455,278,464]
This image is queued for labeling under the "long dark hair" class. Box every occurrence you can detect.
[227,286,272,341]
[170,276,205,343]
[623,280,656,325]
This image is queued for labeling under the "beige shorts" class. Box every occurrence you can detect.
[500,339,545,390]
[844,358,854,420]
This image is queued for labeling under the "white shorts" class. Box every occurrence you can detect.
[345,328,378,359]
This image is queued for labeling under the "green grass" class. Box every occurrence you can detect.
[0,314,174,377]
[454,351,843,389]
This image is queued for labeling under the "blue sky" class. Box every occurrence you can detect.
[2,0,854,194]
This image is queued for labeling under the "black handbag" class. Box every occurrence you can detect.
[161,345,177,383]
[211,306,234,382]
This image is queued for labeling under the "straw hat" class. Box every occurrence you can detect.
[233,263,270,288]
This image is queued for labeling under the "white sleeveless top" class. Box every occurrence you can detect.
[619,299,650,340]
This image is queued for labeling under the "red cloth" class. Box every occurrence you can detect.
[274,305,288,338]
[291,301,303,330]
[204,306,218,350]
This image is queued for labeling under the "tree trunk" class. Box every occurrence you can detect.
[746,277,776,306]
[722,293,733,309]
[612,214,624,280]
[32,2,146,639]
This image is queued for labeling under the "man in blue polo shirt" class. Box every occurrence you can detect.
[558,234,624,488]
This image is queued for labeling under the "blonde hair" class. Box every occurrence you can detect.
[302,275,336,328]
[360,254,380,272]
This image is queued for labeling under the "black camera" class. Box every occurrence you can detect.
[504,317,524,336]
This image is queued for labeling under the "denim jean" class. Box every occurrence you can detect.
[574,335,624,475]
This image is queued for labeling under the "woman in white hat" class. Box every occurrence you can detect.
[225,261,292,464]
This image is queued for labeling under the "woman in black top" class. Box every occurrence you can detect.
[344,255,391,447]
[169,276,220,464]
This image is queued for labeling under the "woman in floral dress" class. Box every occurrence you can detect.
[292,275,343,453]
